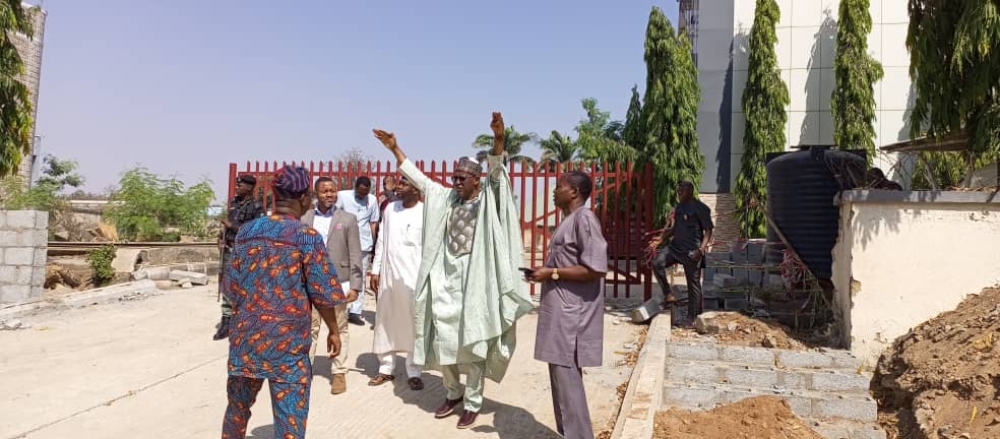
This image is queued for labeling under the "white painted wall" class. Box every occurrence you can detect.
[832,190,1000,363]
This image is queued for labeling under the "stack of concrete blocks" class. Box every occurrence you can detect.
[663,341,885,439]
[703,239,772,311]
[0,210,49,303]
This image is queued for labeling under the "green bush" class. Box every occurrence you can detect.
[86,244,116,287]
[105,167,214,241]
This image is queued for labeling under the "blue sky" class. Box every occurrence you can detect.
[35,0,678,201]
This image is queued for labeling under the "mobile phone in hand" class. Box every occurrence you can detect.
[518,267,534,276]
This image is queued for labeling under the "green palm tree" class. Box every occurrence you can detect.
[539,130,579,170]
[472,126,538,164]
[0,2,39,177]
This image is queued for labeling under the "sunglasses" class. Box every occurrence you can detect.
[451,174,474,183]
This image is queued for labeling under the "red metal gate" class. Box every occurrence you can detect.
[228,160,655,300]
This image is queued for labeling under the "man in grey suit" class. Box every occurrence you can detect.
[303,176,364,395]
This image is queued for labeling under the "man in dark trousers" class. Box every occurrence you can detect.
[213,175,265,340]
[649,181,714,322]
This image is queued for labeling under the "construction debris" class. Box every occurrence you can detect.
[873,286,1000,439]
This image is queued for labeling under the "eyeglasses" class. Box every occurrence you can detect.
[451,175,470,183]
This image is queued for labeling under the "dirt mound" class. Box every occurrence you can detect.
[653,395,824,438]
[672,311,810,350]
[873,286,1000,439]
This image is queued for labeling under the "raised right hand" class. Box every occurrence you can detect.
[373,129,398,151]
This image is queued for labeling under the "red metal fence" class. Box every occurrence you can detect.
[228,160,655,300]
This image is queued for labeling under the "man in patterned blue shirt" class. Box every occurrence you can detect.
[220,166,357,439]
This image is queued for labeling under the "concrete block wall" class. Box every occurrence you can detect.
[0,210,49,303]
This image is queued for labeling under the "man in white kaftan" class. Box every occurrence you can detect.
[368,176,425,390]
[373,112,533,430]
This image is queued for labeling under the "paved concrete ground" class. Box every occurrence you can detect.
[0,285,640,439]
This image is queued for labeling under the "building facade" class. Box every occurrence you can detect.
[679,0,913,241]
[11,4,47,185]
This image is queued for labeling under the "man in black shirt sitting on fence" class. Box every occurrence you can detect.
[648,181,714,322]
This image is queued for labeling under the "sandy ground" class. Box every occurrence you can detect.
[0,285,641,439]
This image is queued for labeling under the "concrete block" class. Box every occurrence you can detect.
[732,246,748,263]
[782,395,814,420]
[813,396,878,422]
[666,343,720,362]
[5,247,34,266]
[1,266,32,285]
[810,371,872,392]
[776,350,835,369]
[718,345,776,366]
[746,241,764,263]
[749,269,762,285]
[34,211,48,229]
[777,371,812,390]
[703,267,716,284]
[0,284,31,303]
[723,298,749,310]
[0,247,3,264]
[723,367,778,388]
[5,210,36,229]
[30,266,45,287]
[720,388,756,405]
[662,386,722,409]
[33,248,46,266]
[168,270,209,286]
[827,351,865,371]
[813,423,886,439]
[765,274,784,286]
[0,230,17,245]
[666,362,722,383]
[0,210,5,227]
[30,285,43,299]
[31,229,47,247]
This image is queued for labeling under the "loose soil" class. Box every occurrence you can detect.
[653,395,824,439]
[873,286,1000,439]
[673,311,810,350]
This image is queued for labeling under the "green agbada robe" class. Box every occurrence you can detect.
[399,154,533,383]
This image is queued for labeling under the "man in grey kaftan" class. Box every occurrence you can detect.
[373,112,533,430]
[528,171,608,439]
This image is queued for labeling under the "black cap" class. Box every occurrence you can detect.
[236,175,257,186]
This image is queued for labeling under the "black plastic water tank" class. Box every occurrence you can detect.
[765,146,866,279]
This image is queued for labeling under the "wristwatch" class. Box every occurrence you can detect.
[551,268,560,280]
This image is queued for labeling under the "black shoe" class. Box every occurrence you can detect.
[212,316,231,340]
[347,314,365,326]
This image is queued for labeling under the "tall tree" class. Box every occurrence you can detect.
[832,0,883,162]
[641,6,703,224]
[472,126,537,163]
[573,98,637,163]
[0,2,38,177]
[733,0,790,238]
[539,130,579,168]
[623,85,644,149]
[908,0,1000,184]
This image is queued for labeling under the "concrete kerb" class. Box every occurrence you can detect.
[610,312,671,439]
[0,280,160,318]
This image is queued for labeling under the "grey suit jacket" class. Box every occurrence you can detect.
[301,208,364,291]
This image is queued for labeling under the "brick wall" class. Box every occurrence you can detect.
[699,193,739,247]
[0,210,48,303]
[11,6,47,184]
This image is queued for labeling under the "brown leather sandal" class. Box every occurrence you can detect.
[368,373,394,386]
